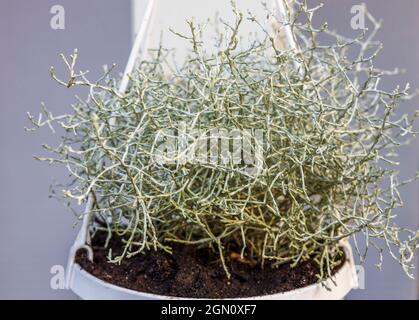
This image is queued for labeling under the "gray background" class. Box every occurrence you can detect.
[0,0,417,299]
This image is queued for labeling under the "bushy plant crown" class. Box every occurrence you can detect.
[28,1,418,279]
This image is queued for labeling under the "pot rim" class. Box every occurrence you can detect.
[68,241,358,300]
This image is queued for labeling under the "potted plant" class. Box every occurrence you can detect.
[28,0,418,300]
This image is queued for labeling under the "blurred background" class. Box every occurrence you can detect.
[0,0,417,299]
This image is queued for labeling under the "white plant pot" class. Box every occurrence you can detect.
[65,0,356,301]
[68,241,358,300]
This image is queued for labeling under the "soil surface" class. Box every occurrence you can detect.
[76,232,346,298]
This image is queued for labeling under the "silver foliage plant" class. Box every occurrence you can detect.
[28,1,418,280]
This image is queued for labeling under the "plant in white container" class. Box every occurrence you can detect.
[28,0,418,299]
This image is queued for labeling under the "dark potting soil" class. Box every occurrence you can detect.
[76,232,346,299]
